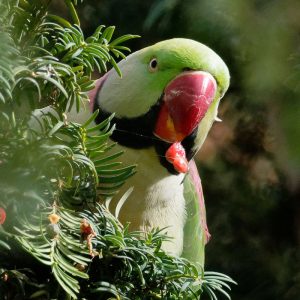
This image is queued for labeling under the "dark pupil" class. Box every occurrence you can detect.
[151,59,157,68]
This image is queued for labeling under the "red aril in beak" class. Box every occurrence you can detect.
[154,71,217,143]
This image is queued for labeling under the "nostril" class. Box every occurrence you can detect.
[182,67,193,72]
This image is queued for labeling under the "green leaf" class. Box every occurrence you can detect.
[64,0,80,26]
[0,240,11,250]
[54,251,89,278]
[47,14,72,28]
[82,109,99,128]
[91,282,121,299]
[48,121,65,136]
[111,49,127,59]
[86,113,115,133]
[102,26,115,43]
[92,151,124,164]
[53,264,78,299]
[110,34,140,47]
[110,57,122,77]
[35,73,68,98]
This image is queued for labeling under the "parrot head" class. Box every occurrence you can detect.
[91,38,229,173]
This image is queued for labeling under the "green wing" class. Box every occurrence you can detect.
[182,160,209,269]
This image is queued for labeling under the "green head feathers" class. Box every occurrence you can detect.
[93,38,230,159]
[97,38,229,118]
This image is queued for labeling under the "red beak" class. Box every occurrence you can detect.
[154,71,217,142]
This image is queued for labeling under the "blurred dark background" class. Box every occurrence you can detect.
[53,0,300,299]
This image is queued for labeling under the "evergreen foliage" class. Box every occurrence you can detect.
[0,0,235,299]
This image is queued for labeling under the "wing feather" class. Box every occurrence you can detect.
[182,159,210,268]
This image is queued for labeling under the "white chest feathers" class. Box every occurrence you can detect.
[108,145,187,256]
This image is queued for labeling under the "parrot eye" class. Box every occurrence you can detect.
[149,58,158,72]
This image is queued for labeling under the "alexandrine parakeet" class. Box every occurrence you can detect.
[89,38,230,268]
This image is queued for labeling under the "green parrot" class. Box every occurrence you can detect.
[89,38,230,268]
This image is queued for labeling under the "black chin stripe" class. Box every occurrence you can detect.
[154,140,179,175]
[181,127,198,161]
[94,100,162,149]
